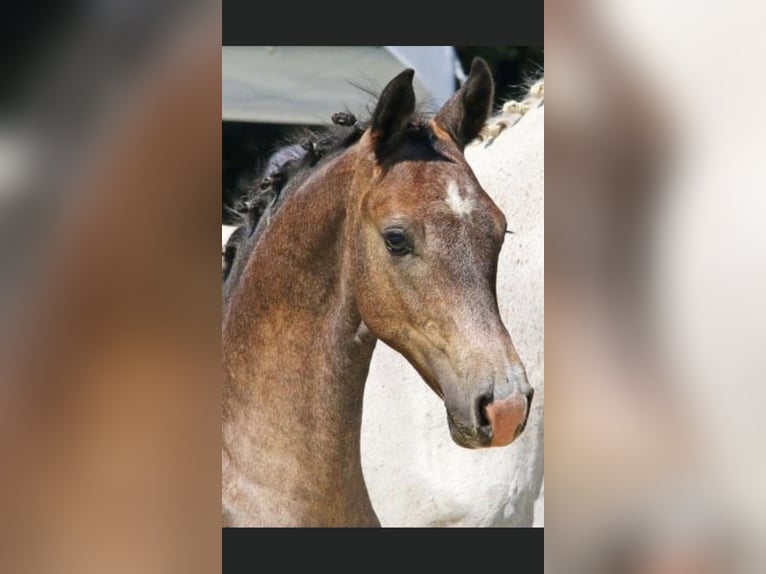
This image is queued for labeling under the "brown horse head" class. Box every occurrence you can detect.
[349,59,533,448]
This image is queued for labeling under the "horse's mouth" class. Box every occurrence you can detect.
[446,410,493,449]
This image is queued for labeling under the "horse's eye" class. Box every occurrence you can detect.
[384,230,411,256]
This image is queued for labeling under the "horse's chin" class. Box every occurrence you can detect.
[446,410,492,450]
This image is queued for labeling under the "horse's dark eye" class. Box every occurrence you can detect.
[384,230,411,256]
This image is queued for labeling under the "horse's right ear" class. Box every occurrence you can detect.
[434,58,494,150]
[370,69,416,155]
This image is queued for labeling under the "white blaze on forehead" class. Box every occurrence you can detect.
[445,180,475,218]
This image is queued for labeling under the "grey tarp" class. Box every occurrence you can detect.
[222,46,458,125]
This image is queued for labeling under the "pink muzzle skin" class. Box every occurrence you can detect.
[484,394,529,446]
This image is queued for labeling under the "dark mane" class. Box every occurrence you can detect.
[222,104,436,290]
[227,119,366,231]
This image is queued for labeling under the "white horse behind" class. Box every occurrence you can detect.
[360,80,544,527]
[221,81,544,527]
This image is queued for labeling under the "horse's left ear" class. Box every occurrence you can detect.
[434,58,494,150]
[370,68,416,156]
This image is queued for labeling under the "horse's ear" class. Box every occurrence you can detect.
[434,58,494,150]
[370,68,416,155]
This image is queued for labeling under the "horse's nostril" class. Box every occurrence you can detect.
[477,392,492,429]
[516,388,534,438]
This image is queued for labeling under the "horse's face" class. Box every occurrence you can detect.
[352,61,533,449]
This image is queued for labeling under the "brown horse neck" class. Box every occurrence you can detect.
[222,152,380,526]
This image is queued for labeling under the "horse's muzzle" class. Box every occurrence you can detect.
[446,383,533,449]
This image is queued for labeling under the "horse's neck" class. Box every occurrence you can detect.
[222,153,379,526]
